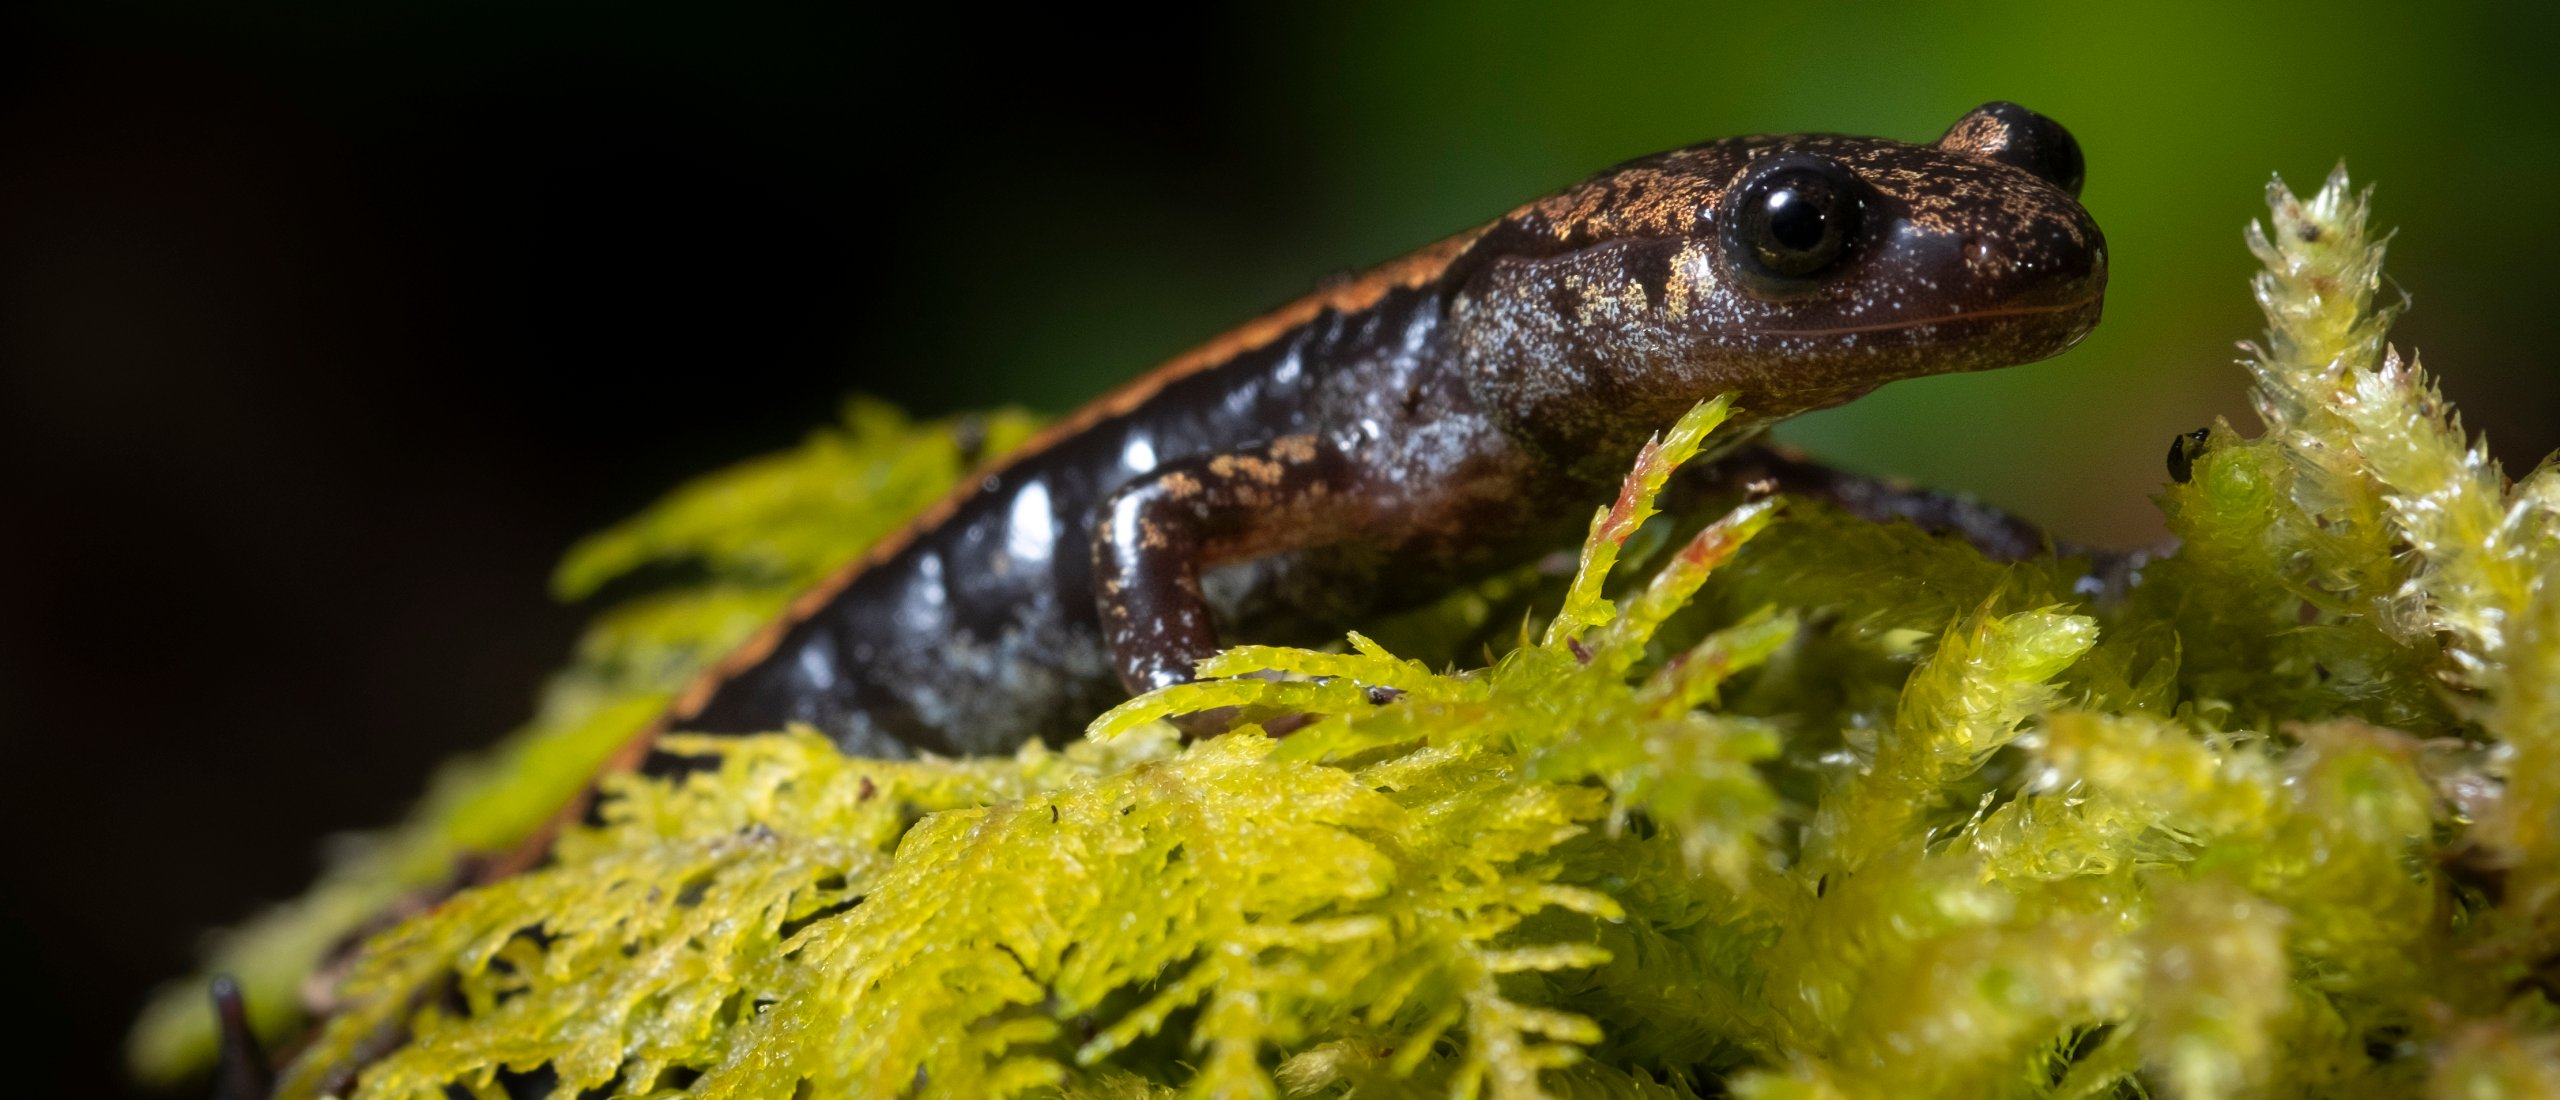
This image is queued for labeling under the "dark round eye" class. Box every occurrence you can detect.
[1728,158,1862,280]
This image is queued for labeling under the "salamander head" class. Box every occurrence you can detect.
[1455,101,2106,476]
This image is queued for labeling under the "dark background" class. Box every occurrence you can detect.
[4,2,2556,1092]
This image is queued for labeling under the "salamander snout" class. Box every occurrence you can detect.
[1943,183,2107,320]
[1931,101,2106,322]
[1939,110,2107,362]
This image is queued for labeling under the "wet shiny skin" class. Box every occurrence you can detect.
[681,101,2107,758]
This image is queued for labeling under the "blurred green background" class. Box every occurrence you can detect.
[3,1,2556,1091]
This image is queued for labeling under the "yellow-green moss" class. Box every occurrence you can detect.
[127,401,1045,1084]
[141,169,2560,1098]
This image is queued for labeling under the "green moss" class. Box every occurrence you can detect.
[127,401,1045,1085]
[140,170,2560,1097]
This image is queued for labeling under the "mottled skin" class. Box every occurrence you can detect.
[666,102,2107,760]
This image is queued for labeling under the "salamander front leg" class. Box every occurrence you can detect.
[1092,435,1360,721]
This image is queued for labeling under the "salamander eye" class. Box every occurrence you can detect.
[1726,156,1863,282]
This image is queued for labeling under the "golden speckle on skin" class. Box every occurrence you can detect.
[1161,472,1202,499]
[1574,276,1649,328]
[1270,434,1318,464]
[1527,162,1720,243]
[1209,454,1284,486]
[1939,112,2013,158]
[1663,242,1712,319]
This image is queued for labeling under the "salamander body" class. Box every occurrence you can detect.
[672,101,2107,758]
[197,100,2118,1100]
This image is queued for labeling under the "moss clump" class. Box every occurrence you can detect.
[146,170,2560,1098]
[127,401,1045,1084]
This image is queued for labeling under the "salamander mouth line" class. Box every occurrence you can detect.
[1756,294,2104,338]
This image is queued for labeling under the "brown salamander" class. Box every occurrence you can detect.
[210,103,2108,1097]
[655,101,2106,764]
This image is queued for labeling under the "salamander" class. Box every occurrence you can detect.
[655,101,2106,761]
[208,102,2107,1096]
